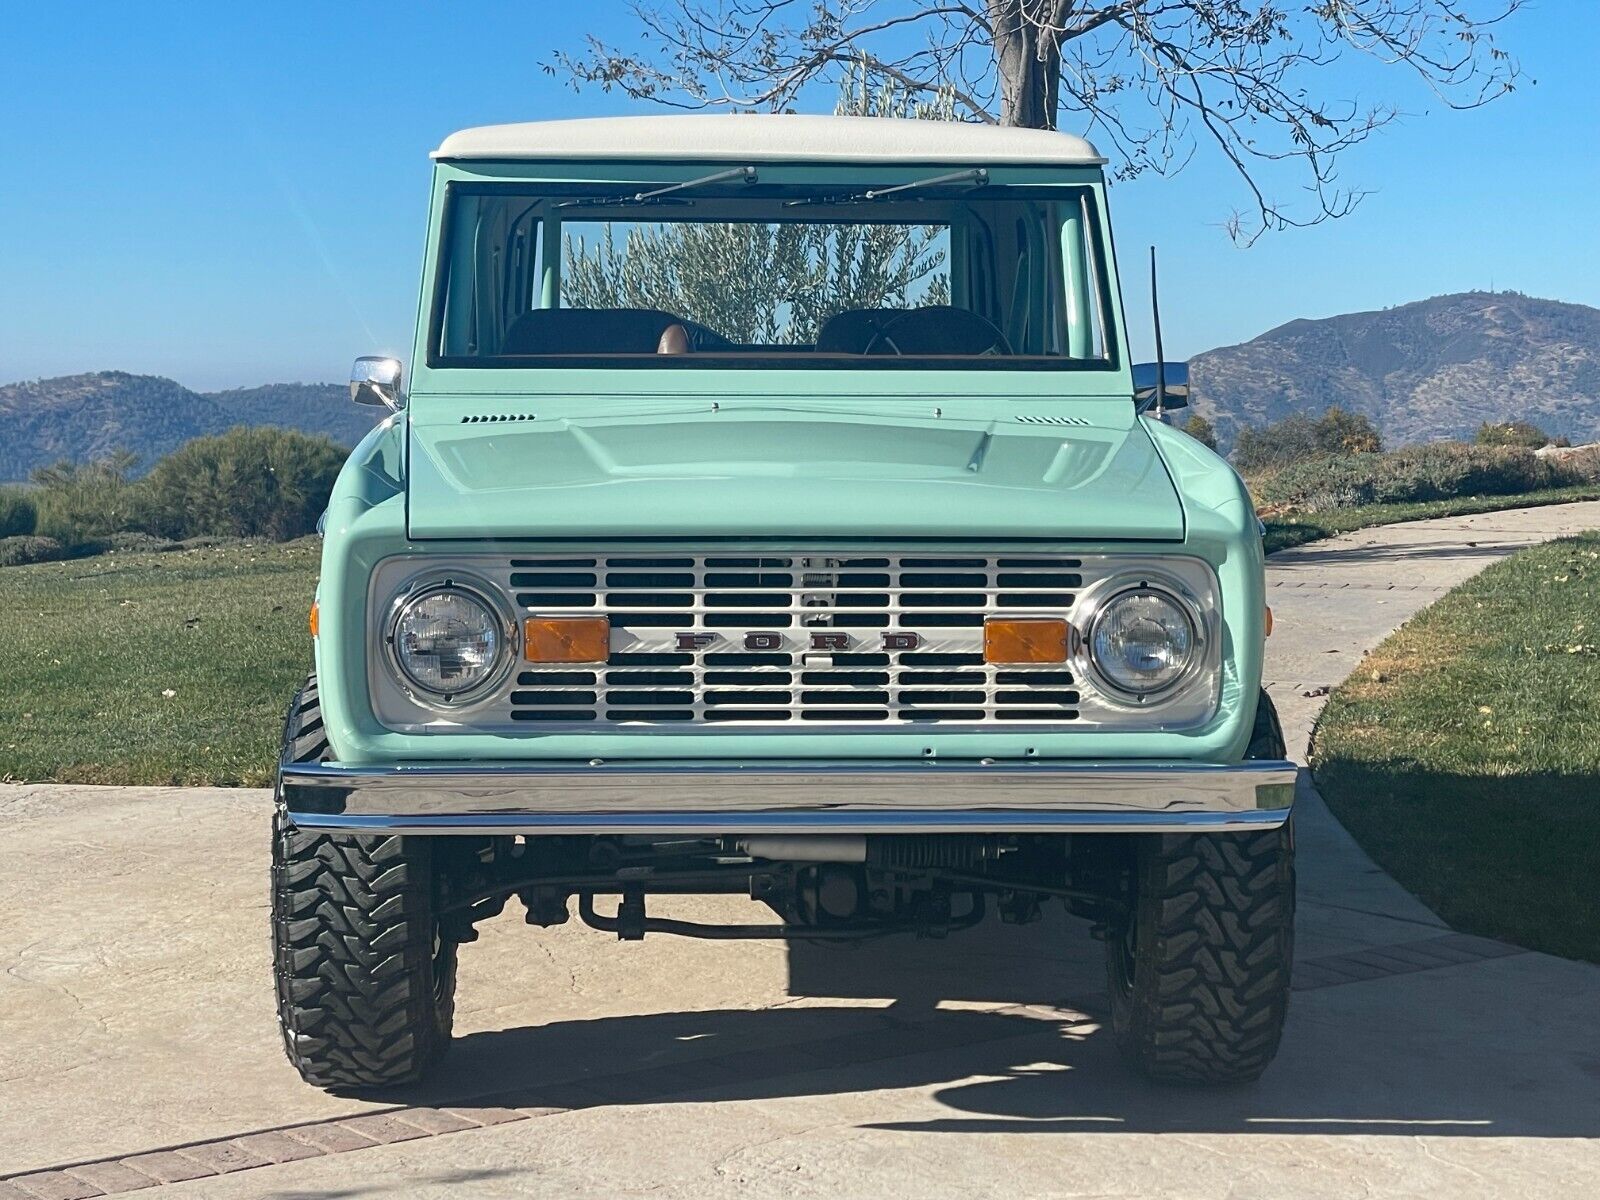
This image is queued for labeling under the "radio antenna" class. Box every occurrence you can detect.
[1150,246,1168,422]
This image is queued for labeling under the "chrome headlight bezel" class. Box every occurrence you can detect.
[1075,573,1209,705]
[382,572,519,709]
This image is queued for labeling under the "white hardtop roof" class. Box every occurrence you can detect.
[433,114,1106,167]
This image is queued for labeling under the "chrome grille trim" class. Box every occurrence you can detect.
[368,552,1221,733]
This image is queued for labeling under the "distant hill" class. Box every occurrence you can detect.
[1190,292,1600,451]
[0,373,379,481]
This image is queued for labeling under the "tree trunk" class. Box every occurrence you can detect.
[988,1,1062,128]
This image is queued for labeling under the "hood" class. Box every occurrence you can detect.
[404,403,1184,542]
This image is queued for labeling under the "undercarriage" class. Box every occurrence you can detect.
[430,833,1128,946]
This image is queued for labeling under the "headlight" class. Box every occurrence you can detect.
[388,582,512,702]
[1086,585,1199,697]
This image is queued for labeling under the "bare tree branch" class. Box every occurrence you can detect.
[544,0,1523,242]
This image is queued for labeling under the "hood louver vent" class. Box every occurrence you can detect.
[461,413,538,424]
[1014,414,1092,427]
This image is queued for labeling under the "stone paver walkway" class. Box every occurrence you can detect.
[2,501,1598,1198]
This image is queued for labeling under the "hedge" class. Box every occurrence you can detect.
[1251,441,1600,513]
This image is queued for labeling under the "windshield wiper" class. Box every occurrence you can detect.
[556,165,759,210]
[785,167,989,208]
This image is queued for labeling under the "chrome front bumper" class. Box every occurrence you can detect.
[279,759,1297,835]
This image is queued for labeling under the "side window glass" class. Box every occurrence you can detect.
[1062,196,1109,361]
[437,197,543,357]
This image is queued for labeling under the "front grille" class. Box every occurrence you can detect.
[366,551,1221,734]
[505,555,1082,725]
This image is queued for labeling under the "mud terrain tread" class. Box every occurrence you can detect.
[1108,690,1295,1084]
[282,676,329,764]
[272,676,454,1090]
[1245,685,1287,762]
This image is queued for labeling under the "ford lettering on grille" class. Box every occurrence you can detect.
[676,631,924,653]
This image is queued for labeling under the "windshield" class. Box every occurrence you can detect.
[428,180,1116,370]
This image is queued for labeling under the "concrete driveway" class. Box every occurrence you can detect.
[4,501,1599,1198]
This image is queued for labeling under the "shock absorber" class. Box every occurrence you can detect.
[865,835,1005,872]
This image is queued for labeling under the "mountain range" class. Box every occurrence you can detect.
[1189,291,1600,450]
[3,290,1597,479]
[0,374,378,481]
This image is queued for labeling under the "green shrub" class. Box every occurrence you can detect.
[140,426,344,541]
[1253,442,1560,512]
[1181,414,1218,451]
[1233,406,1383,472]
[29,453,146,546]
[1476,420,1556,449]
[1318,406,1384,455]
[0,535,66,567]
[0,487,37,537]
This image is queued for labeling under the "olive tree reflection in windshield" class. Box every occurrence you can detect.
[562,219,949,346]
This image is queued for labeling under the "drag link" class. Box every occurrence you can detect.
[577,891,986,941]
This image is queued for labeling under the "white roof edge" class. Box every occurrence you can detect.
[432,114,1106,167]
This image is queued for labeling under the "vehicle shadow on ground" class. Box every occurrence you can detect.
[386,914,1600,1140]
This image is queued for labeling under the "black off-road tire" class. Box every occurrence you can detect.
[1105,689,1295,1085]
[272,676,457,1091]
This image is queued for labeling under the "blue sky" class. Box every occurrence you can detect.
[2,2,1595,390]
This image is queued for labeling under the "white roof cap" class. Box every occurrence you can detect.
[433,114,1105,167]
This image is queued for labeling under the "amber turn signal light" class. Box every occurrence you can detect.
[983,617,1070,664]
[524,616,611,663]
[309,601,319,638]
[1264,606,1274,638]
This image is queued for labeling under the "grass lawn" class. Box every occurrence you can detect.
[0,540,318,786]
[1312,531,1600,963]
[1260,484,1600,554]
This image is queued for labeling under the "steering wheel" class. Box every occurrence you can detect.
[861,307,1014,357]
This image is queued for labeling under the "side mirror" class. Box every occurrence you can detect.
[350,356,405,411]
[1132,361,1189,413]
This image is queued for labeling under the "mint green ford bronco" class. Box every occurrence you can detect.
[273,114,1296,1093]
